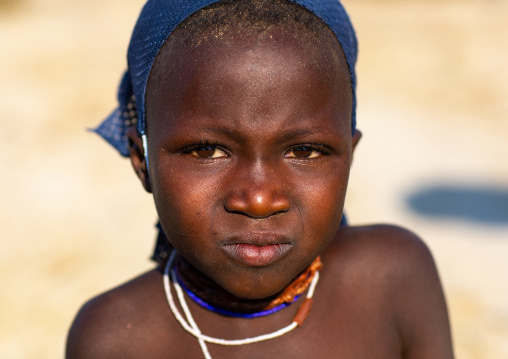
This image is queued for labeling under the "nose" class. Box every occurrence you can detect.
[224,161,290,219]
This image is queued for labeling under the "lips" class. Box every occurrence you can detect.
[221,233,293,267]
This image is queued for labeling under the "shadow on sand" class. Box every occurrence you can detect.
[406,184,508,226]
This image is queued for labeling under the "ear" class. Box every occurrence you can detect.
[351,129,362,160]
[352,129,362,150]
[126,126,152,193]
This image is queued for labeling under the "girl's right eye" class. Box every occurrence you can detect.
[189,145,228,159]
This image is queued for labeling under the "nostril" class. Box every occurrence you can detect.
[224,190,290,219]
[225,206,289,219]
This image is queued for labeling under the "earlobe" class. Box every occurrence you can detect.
[352,129,362,150]
[351,129,362,160]
[126,127,152,193]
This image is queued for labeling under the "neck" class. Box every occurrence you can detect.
[176,256,276,313]
[174,254,323,315]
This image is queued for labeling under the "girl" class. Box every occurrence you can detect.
[67,1,454,358]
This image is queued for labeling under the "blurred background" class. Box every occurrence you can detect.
[1,0,507,357]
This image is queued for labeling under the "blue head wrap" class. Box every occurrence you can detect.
[93,0,358,159]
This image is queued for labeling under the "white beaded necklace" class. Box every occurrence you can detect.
[163,250,320,359]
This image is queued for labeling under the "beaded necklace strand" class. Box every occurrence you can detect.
[174,266,301,318]
[163,250,320,358]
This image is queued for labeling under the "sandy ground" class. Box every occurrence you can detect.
[1,0,507,358]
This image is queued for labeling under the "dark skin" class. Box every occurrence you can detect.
[67,28,454,359]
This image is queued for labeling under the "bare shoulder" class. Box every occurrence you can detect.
[324,224,454,359]
[326,224,443,282]
[324,224,441,292]
[66,269,170,359]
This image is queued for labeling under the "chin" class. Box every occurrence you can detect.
[217,268,297,300]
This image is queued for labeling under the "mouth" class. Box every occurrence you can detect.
[221,234,293,267]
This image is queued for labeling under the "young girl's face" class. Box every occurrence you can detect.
[144,29,355,300]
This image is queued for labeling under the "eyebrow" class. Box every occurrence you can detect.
[200,127,246,143]
[278,129,316,143]
[200,127,321,144]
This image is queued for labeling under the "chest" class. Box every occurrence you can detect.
[156,294,402,359]
[134,258,403,359]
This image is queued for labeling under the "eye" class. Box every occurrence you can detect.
[190,145,228,159]
[285,145,325,159]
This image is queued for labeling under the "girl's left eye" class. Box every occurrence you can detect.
[190,146,228,159]
[285,146,324,159]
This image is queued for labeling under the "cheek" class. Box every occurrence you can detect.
[294,165,349,240]
[151,159,222,242]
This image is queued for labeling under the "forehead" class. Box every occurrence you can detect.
[146,26,351,121]
[144,26,354,149]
